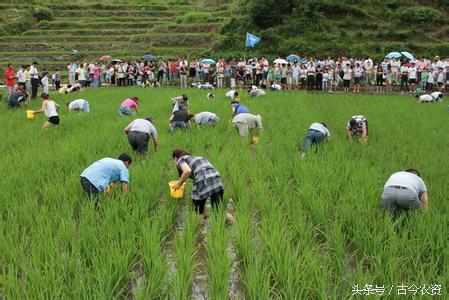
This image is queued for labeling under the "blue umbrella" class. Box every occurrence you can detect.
[201,59,216,65]
[401,51,414,61]
[385,52,401,59]
[286,54,301,62]
[143,54,156,60]
[286,55,300,62]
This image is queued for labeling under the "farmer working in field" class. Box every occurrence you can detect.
[124,117,159,155]
[300,122,330,159]
[67,99,90,112]
[248,87,266,97]
[33,93,60,128]
[171,148,226,223]
[7,87,29,109]
[231,101,249,117]
[119,96,139,117]
[232,113,263,137]
[80,153,132,207]
[169,109,193,133]
[346,115,368,142]
[190,111,220,127]
[171,94,189,113]
[381,169,429,214]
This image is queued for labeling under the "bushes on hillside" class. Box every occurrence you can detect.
[398,6,443,25]
[176,12,216,23]
[32,7,53,22]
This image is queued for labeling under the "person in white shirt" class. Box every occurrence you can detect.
[33,93,60,128]
[346,115,368,141]
[41,72,49,94]
[29,61,39,100]
[415,94,434,103]
[353,63,363,93]
[270,83,282,91]
[408,62,418,93]
[364,58,373,83]
[291,62,300,89]
[67,99,90,112]
[300,122,330,159]
[124,117,159,154]
[225,90,237,98]
[16,65,26,89]
[190,111,220,127]
[430,91,443,102]
[381,169,428,214]
[249,88,266,97]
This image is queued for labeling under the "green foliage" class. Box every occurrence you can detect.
[398,6,443,25]
[176,12,216,23]
[32,7,53,22]
[247,0,296,28]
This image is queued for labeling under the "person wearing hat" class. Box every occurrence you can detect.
[29,61,39,100]
[381,169,428,214]
[346,115,368,142]
[408,62,418,93]
[119,96,139,117]
[300,122,330,159]
[171,94,189,113]
[124,117,159,154]
[80,153,132,207]
[67,99,90,112]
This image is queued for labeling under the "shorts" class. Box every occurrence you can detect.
[343,79,350,88]
[408,79,417,84]
[354,77,361,84]
[281,77,287,84]
[48,116,60,125]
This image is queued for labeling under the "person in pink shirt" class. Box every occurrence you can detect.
[93,64,101,88]
[119,96,139,117]
[5,64,15,95]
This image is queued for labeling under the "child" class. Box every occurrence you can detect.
[420,69,428,92]
[41,72,49,94]
[322,68,329,92]
[426,70,435,91]
[33,93,60,128]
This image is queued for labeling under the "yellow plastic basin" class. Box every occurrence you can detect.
[169,180,186,198]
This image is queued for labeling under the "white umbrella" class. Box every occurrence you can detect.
[273,58,288,65]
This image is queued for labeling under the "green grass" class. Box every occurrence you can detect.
[0,87,447,298]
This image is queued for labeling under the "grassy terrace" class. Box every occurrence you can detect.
[1,0,230,69]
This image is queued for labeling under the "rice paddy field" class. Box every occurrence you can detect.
[0,87,447,298]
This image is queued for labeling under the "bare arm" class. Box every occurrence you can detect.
[124,123,132,134]
[152,138,159,151]
[346,130,353,140]
[361,125,367,140]
[34,101,46,114]
[175,162,191,189]
[122,182,129,196]
[420,192,429,212]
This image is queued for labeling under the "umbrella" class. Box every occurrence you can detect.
[99,55,111,60]
[385,52,401,59]
[143,54,156,60]
[401,51,414,61]
[201,59,216,65]
[286,54,301,62]
[111,59,122,63]
[273,58,288,65]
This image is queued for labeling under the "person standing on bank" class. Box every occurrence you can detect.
[33,93,60,128]
[300,122,330,159]
[29,61,39,100]
[124,117,159,154]
[171,149,224,222]
[80,153,132,207]
[346,115,368,142]
[381,169,429,214]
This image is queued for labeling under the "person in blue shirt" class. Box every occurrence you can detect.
[231,101,249,117]
[80,153,132,206]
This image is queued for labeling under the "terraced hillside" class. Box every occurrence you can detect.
[0,1,230,71]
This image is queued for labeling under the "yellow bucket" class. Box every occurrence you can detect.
[169,180,185,198]
[26,110,35,119]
